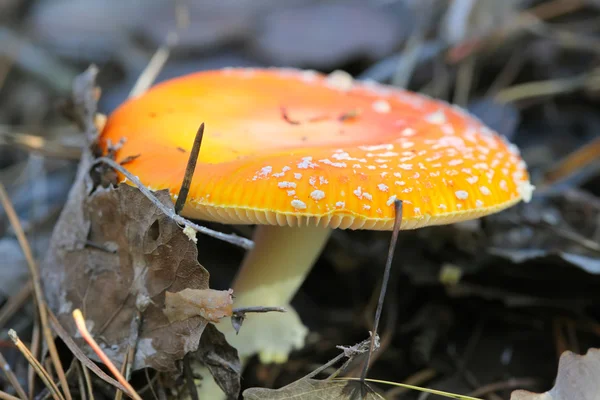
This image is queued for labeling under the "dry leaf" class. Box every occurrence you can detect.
[244,378,383,400]
[511,348,600,400]
[243,336,382,400]
[192,323,241,399]
[43,182,211,371]
[164,288,233,323]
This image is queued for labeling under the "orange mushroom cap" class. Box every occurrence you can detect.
[99,68,532,230]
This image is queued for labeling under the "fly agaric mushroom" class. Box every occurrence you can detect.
[99,67,534,364]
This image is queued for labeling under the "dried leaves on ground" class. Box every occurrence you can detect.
[41,68,235,374]
[244,378,383,400]
[44,182,212,371]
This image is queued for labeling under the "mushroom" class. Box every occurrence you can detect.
[99,67,534,365]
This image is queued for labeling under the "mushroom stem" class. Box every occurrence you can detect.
[220,224,331,363]
[232,224,332,307]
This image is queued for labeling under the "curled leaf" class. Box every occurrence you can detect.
[164,288,234,323]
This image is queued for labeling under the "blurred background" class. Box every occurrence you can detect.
[2,0,600,398]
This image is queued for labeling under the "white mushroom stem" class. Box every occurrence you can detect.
[218,224,332,364]
[233,224,332,305]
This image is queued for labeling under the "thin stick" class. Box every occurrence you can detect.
[72,309,143,400]
[0,183,72,400]
[8,330,63,400]
[232,306,286,315]
[360,199,403,382]
[0,351,28,400]
[94,157,253,250]
[175,123,204,214]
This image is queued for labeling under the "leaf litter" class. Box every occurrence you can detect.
[40,67,245,399]
[243,336,384,400]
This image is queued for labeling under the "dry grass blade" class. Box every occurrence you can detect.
[0,391,21,400]
[0,281,33,329]
[543,136,600,185]
[46,307,129,394]
[494,74,588,103]
[73,362,87,400]
[72,309,143,400]
[128,32,177,98]
[29,316,41,400]
[0,129,82,160]
[0,183,72,400]
[81,363,95,400]
[7,330,63,400]
[0,351,28,400]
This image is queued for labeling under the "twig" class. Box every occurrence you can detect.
[0,183,72,400]
[72,309,143,400]
[8,330,63,400]
[308,337,373,380]
[360,200,403,382]
[0,351,28,400]
[232,306,286,315]
[93,157,254,250]
[175,123,204,214]
[230,306,286,334]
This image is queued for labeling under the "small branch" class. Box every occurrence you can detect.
[360,199,403,382]
[175,123,204,214]
[230,306,286,334]
[94,157,254,250]
[232,306,286,315]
